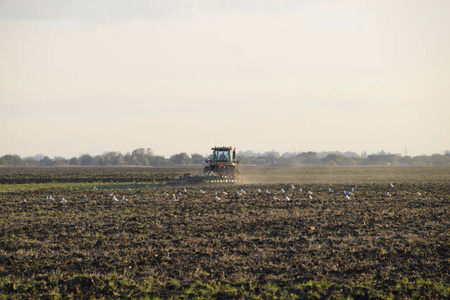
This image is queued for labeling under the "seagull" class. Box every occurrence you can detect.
[236,191,240,196]
[46,196,50,201]
[257,188,262,193]
[122,196,127,201]
[345,195,350,200]
[290,184,295,189]
[386,192,391,197]
[351,188,356,192]
[390,183,395,188]
[179,192,182,196]
[308,194,313,200]
[240,188,247,194]
[328,188,334,193]
[23,198,27,203]
[281,188,285,193]
[416,192,422,196]
[112,195,118,201]
[200,189,205,194]
[299,188,302,192]
[84,195,88,200]
[273,196,278,200]
[163,191,168,196]
[172,194,178,201]
[285,196,290,201]
[61,197,67,203]
[222,191,228,195]
[183,187,187,193]
[266,189,270,195]
[110,192,114,196]
[214,195,221,200]
[308,191,313,195]
[93,186,97,190]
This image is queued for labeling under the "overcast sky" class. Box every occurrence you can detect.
[1,0,449,158]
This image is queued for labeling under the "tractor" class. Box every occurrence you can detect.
[170,146,241,185]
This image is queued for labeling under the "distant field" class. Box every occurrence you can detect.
[0,166,449,298]
[1,165,449,185]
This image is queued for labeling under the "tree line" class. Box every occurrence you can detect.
[1,148,450,167]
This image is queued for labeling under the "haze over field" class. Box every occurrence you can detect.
[1,0,449,158]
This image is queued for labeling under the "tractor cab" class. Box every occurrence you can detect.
[210,147,238,163]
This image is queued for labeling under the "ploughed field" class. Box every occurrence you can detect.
[0,167,449,299]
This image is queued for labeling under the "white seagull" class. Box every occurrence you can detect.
[122,196,128,201]
[281,188,285,193]
[386,192,391,197]
[112,195,118,201]
[285,196,290,201]
[257,188,262,193]
[308,194,313,200]
[214,195,221,200]
[61,197,67,203]
[222,191,228,195]
[172,194,178,201]
[266,189,270,195]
